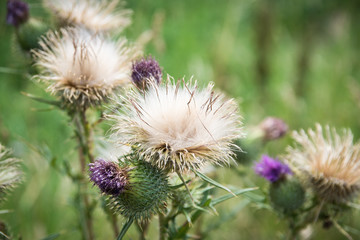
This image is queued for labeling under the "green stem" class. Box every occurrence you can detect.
[117,218,134,240]
[73,109,95,240]
[159,212,167,240]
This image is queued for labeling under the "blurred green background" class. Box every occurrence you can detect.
[1,0,360,239]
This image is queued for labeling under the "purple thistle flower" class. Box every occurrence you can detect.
[6,0,29,28]
[131,56,162,89]
[89,159,128,196]
[260,117,288,141]
[255,155,292,182]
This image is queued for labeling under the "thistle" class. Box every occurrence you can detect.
[255,155,304,213]
[259,117,288,141]
[109,77,244,172]
[285,124,360,203]
[89,159,128,196]
[90,156,170,221]
[6,0,29,28]
[131,56,162,90]
[254,155,292,183]
[44,0,131,33]
[33,27,137,109]
[0,144,22,202]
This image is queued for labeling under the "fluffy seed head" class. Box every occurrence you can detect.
[109,77,244,172]
[131,56,162,89]
[0,144,22,202]
[109,154,169,221]
[285,124,360,203]
[6,0,29,27]
[89,159,128,196]
[44,0,131,33]
[33,27,137,108]
[254,155,292,183]
[260,117,288,141]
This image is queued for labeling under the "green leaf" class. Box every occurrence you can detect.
[211,187,258,206]
[41,233,61,240]
[117,218,134,240]
[194,170,234,195]
[21,92,61,107]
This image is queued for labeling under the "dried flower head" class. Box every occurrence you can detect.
[285,124,360,202]
[89,159,128,196]
[6,0,29,27]
[0,144,22,202]
[44,0,131,33]
[109,77,244,172]
[260,117,288,141]
[255,155,292,182]
[131,56,162,89]
[33,27,137,108]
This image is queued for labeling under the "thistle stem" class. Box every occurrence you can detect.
[73,109,95,240]
[159,212,167,240]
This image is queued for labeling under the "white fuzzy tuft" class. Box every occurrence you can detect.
[285,124,360,202]
[33,27,138,106]
[44,0,131,33]
[109,77,244,172]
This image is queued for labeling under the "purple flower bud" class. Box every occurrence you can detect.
[131,56,162,89]
[6,0,29,28]
[89,159,128,196]
[260,117,288,141]
[255,155,292,182]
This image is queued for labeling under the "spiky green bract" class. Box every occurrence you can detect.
[269,178,305,214]
[110,154,170,221]
[0,144,22,203]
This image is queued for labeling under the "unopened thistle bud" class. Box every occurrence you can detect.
[131,57,162,90]
[89,159,128,196]
[91,156,170,221]
[6,0,29,28]
[259,117,288,141]
[254,155,292,183]
[16,18,48,51]
[0,144,22,202]
[269,178,305,213]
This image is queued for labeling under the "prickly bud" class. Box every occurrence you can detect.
[269,178,305,213]
[109,156,170,221]
[16,18,48,51]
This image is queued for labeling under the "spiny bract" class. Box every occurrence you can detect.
[109,154,170,221]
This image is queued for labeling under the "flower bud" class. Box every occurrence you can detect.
[108,156,170,221]
[269,178,305,213]
[16,18,48,51]
[259,117,288,141]
[131,57,162,90]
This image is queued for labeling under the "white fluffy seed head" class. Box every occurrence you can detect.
[285,124,360,202]
[109,76,244,172]
[44,0,131,33]
[0,144,22,202]
[33,27,138,108]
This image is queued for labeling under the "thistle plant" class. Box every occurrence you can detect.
[6,0,360,240]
